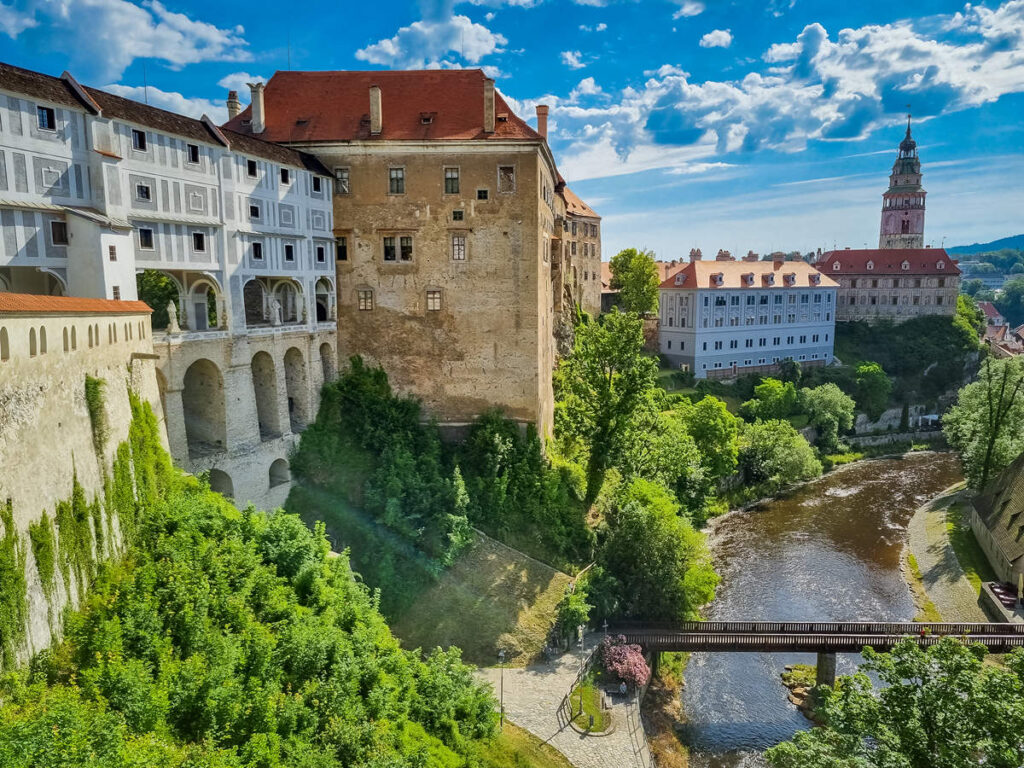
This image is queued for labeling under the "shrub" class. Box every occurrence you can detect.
[598,635,650,688]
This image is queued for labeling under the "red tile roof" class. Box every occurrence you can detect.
[817,248,960,276]
[0,293,152,315]
[978,301,1002,319]
[562,185,600,219]
[602,260,685,291]
[221,69,541,143]
[660,260,838,290]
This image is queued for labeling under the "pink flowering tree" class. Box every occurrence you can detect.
[598,634,650,688]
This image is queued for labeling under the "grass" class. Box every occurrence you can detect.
[905,552,943,622]
[476,721,576,768]
[569,679,609,733]
[946,500,998,595]
[826,440,941,468]
[391,531,572,666]
[781,664,817,689]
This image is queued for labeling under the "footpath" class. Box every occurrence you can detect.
[477,637,653,768]
[906,485,988,623]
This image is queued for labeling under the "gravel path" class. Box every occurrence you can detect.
[906,486,987,623]
[477,637,653,768]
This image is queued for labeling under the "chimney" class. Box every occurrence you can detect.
[716,249,733,261]
[536,104,549,139]
[773,251,785,269]
[483,78,495,134]
[369,85,382,135]
[248,82,266,134]
[226,90,241,120]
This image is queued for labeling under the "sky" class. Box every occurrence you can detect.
[2,0,1023,259]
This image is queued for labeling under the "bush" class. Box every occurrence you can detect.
[598,635,650,688]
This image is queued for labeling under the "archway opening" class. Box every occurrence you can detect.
[283,347,309,432]
[190,281,220,332]
[208,469,233,499]
[274,282,300,324]
[136,270,180,330]
[269,458,290,488]
[315,278,332,322]
[182,358,226,458]
[319,341,335,384]
[244,280,267,327]
[251,351,281,440]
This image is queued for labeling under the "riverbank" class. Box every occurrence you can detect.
[642,652,691,768]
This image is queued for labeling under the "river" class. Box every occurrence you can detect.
[680,451,962,768]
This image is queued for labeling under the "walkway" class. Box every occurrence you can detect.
[477,637,652,768]
[906,486,988,623]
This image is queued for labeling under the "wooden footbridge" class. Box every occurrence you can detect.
[609,621,1024,684]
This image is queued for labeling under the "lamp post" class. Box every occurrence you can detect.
[602,619,608,636]
[498,649,505,731]
[577,623,585,717]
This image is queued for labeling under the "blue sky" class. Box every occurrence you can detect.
[2,0,1023,259]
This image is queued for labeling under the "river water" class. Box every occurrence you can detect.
[681,451,962,768]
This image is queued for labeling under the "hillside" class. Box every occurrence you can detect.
[948,234,1024,255]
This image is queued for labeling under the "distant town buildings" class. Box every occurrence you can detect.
[658,255,837,379]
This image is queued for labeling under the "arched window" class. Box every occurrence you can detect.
[29,328,37,357]
[831,262,840,271]
[901,261,910,270]
[63,327,69,352]
[0,328,8,361]
[866,261,874,271]
[937,261,945,270]
[71,326,77,350]
[88,326,94,348]
[39,327,46,354]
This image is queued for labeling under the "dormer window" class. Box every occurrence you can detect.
[764,273,775,286]
[901,260,910,270]
[866,260,874,271]
[420,112,436,124]
[810,274,821,286]
[712,273,724,287]
[743,273,754,286]
[674,273,685,286]
[937,261,945,270]
[831,261,840,271]
[784,273,796,286]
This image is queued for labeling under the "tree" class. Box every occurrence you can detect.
[676,395,740,483]
[740,378,798,421]
[954,293,985,344]
[854,362,892,421]
[994,275,1024,326]
[554,311,658,502]
[136,270,179,329]
[598,635,650,688]
[800,383,855,451]
[767,639,1024,768]
[778,358,802,385]
[962,278,985,296]
[608,248,660,315]
[943,356,1024,488]
[737,420,822,495]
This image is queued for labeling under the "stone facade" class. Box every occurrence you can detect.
[0,62,337,506]
[559,185,601,317]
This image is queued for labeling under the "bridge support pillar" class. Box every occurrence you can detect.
[816,652,837,687]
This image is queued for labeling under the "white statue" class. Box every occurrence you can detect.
[167,301,180,334]
[270,298,283,327]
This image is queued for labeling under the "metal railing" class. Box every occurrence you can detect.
[610,620,1024,636]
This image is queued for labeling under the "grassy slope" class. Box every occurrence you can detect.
[947,500,998,594]
[391,531,572,666]
[477,722,575,768]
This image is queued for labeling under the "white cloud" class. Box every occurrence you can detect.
[216,72,265,93]
[561,50,586,69]
[672,0,704,19]
[596,22,607,31]
[3,0,251,81]
[699,28,732,48]
[0,3,37,37]
[572,77,602,97]
[356,14,506,67]
[101,83,227,123]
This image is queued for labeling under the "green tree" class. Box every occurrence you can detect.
[677,395,740,483]
[943,356,1024,488]
[962,278,985,296]
[994,275,1024,326]
[608,248,660,315]
[778,358,802,385]
[954,293,985,345]
[555,311,658,502]
[737,419,822,495]
[136,270,179,330]
[854,362,892,421]
[767,639,1024,768]
[800,383,855,451]
[740,378,798,421]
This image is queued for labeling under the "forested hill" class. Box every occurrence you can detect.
[948,234,1024,254]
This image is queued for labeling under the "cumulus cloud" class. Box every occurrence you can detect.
[561,50,586,69]
[579,21,607,32]
[102,83,227,123]
[699,28,732,48]
[572,77,602,97]
[672,0,704,19]
[216,72,265,93]
[356,14,506,67]
[3,0,250,81]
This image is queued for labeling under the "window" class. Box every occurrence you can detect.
[112,286,121,301]
[316,245,326,263]
[108,245,117,262]
[572,221,578,236]
[452,210,464,222]
[936,296,944,306]
[37,106,57,130]
[357,289,374,311]
[284,244,295,262]
[334,167,350,194]
[452,234,467,261]
[187,143,200,164]
[247,159,258,177]
[281,168,291,185]
[138,228,154,249]
[426,290,442,311]
[192,232,206,252]
[812,334,819,342]
[714,341,723,350]
[477,189,489,201]
[136,184,151,201]
[498,165,516,193]
[729,340,738,349]
[389,167,405,194]
[131,129,147,151]
[444,167,460,194]
[383,236,396,261]
[312,176,322,193]
[50,221,68,245]
[400,236,413,261]
[249,204,261,220]
[252,242,264,260]
[937,278,946,288]
[745,339,753,348]
[336,237,348,261]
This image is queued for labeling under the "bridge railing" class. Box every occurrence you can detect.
[614,631,1024,654]
[610,621,1024,636]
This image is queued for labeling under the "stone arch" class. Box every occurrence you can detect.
[182,358,226,458]
[188,277,221,332]
[283,346,309,432]
[269,458,290,488]
[251,351,281,440]
[243,279,267,327]
[208,469,233,499]
[319,341,335,384]
[315,278,333,322]
[0,327,8,361]
[272,280,302,324]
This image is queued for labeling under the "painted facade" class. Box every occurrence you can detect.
[879,119,926,249]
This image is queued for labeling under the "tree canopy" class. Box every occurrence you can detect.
[855,362,892,421]
[608,248,660,315]
[741,378,799,421]
[737,419,822,496]
[800,383,855,451]
[995,275,1024,326]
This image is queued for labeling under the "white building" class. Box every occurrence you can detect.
[658,257,838,379]
[0,61,337,507]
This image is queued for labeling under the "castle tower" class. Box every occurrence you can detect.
[879,115,926,249]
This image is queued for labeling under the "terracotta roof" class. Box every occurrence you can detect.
[985,324,1008,341]
[979,301,1002,319]
[221,69,541,143]
[973,452,1024,567]
[562,185,600,219]
[660,259,838,290]
[0,293,152,315]
[601,260,684,292]
[817,248,960,276]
